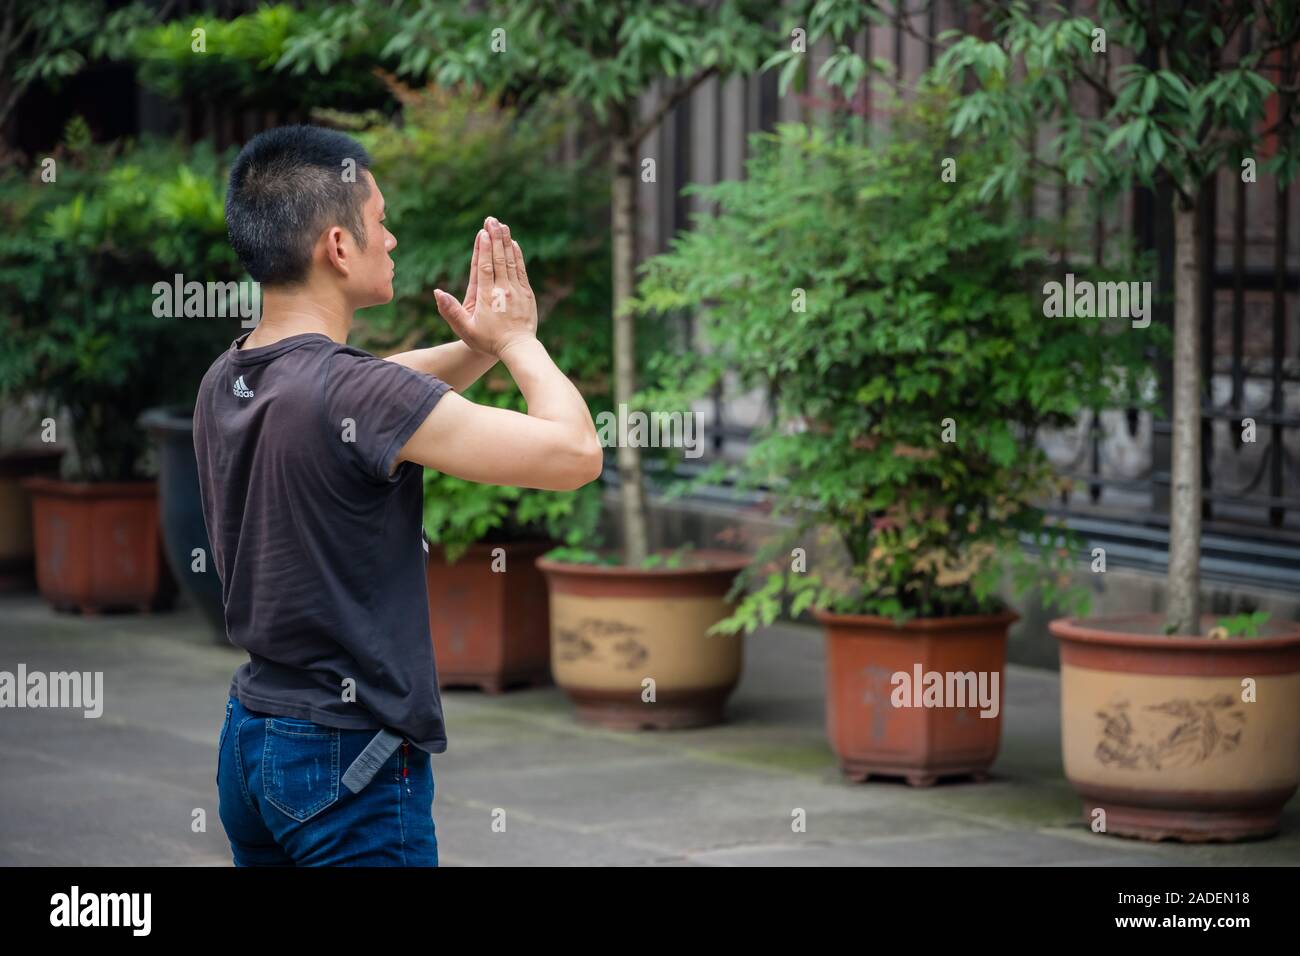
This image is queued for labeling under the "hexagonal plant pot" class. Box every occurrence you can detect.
[816,608,1016,786]
[24,476,174,614]
[0,448,62,591]
[426,539,555,693]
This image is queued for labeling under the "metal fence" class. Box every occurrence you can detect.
[15,0,1295,545]
[632,2,1300,547]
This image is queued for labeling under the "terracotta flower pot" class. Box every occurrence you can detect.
[0,448,62,591]
[426,538,555,693]
[815,608,1017,786]
[1051,614,1300,842]
[23,476,174,614]
[535,550,749,730]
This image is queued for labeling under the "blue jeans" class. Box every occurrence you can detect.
[216,695,438,866]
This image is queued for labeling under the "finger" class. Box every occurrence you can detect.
[500,223,519,284]
[463,230,482,311]
[474,228,494,310]
[487,216,509,289]
[434,288,471,337]
[512,240,532,295]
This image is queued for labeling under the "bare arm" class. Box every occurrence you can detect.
[385,340,496,393]
[396,218,602,491]
[384,229,498,391]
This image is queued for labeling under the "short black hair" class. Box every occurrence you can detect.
[225,125,373,286]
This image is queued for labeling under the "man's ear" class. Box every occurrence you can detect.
[322,225,351,278]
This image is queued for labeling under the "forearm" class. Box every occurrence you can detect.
[497,337,597,444]
[385,340,497,391]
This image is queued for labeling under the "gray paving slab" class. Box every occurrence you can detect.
[1,592,1297,866]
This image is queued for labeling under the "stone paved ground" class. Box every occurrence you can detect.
[1,593,1297,866]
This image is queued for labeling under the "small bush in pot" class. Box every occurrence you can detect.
[0,123,242,612]
[632,93,1154,783]
[347,84,611,691]
[934,4,1300,838]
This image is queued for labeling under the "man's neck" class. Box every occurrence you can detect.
[242,286,353,349]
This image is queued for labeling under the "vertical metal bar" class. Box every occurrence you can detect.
[1270,185,1290,525]
[1270,44,1293,527]
[712,76,725,456]
[1200,174,1216,521]
[893,1,903,96]
[680,92,693,360]
[926,1,937,71]
[1231,170,1246,424]
[1232,22,1252,426]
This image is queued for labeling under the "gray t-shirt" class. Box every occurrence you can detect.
[193,331,452,754]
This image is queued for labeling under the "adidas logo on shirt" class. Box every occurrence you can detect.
[233,375,255,398]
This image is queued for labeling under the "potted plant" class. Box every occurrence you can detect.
[0,440,62,592]
[350,84,612,692]
[0,400,61,592]
[394,0,780,729]
[933,3,1300,837]
[0,123,241,613]
[632,93,1151,780]
[145,0,784,727]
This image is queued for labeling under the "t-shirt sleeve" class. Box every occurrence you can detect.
[323,349,453,483]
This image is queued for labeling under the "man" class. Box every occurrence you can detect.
[195,125,602,866]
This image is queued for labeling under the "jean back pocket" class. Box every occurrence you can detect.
[262,718,341,823]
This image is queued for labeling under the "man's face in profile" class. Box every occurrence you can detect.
[348,169,397,309]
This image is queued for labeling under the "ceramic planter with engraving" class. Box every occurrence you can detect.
[1051,614,1300,842]
[535,551,748,729]
[426,539,554,693]
[816,608,1016,786]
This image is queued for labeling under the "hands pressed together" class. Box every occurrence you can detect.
[433,216,538,360]
[398,215,603,492]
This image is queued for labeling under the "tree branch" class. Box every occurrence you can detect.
[1074,64,1117,108]
[629,65,719,147]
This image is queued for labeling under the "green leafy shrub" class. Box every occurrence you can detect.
[128,4,395,114]
[348,83,612,560]
[633,93,1157,630]
[0,124,243,479]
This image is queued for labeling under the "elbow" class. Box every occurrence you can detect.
[581,439,606,486]
[558,436,604,491]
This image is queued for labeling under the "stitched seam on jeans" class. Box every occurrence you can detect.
[216,700,233,786]
[217,699,233,754]
[266,722,334,739]
[232,715,258,814]
[399,764,407,865]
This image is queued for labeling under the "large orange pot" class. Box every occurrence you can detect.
[535,551,748,730]
[426,539,554,693]
[0,448,62,591]
[1051,614,1300,842]
[815,608,1017,786]
[24,477,173,614]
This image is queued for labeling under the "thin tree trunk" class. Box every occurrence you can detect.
[1167,195,1202,633]
[611,119,648,565]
